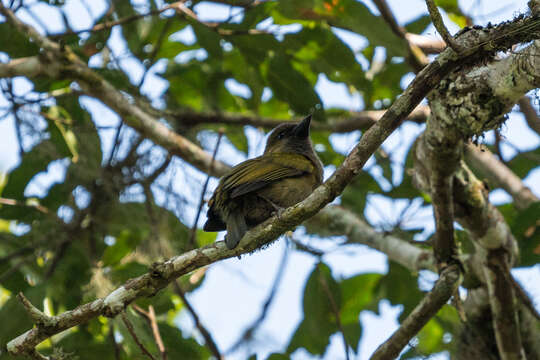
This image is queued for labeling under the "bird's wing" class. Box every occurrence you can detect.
[220,153,315,199]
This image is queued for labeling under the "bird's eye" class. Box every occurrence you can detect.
[277,131,285,140]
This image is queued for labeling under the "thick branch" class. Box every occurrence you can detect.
[370,264,461,360]
[304,206,436,272]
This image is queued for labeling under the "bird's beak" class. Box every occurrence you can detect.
[293,115,312,138]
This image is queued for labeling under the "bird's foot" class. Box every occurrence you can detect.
[259,195,286,220]
[271,207,286,220]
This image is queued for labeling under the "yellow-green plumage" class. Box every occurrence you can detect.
[203,115,323,249]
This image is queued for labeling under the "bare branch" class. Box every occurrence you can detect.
[17,293,55,328]
[147,306,167,360]
[370,264,461,360]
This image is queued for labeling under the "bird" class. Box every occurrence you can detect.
[203,115,323,249]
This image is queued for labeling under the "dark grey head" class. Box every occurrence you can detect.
[264,115,314,154]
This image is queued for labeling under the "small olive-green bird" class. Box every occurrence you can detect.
[203,115,323,249]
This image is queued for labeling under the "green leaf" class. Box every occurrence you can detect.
[434,0,467,28]
[117,310,159,357]
[229,34,281,65]
[111,262,148,284]
[340,273,382,323]
[511,202,540,266]
[54,324,118,360]
[1,141,60,200]
[45,106,79,162]
[375,262,424,321]
[0,286,46,349]
[102,230,142,266]
[277,0,406,57]
[287,262,341,356]
[405,15,432,34]
[0,22,39,57]
[341,172,382,215]
[266,53,322,115]
[226,127,249,154]
[507,148,540,179]
[192,22,223,59]
[48,243,92,308]
[283,25,370,92]
[158,322,210,359]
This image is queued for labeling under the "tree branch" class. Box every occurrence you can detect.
[370,264,461,360]
[304,206,436,272]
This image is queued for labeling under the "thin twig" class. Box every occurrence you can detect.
[189,130,224,247]
[0,197,50,214]
[121,312,157,360]
[106,121,124,166]
[147,306,167,360]
[132,305,167,360]
[173,281,223,359]
[425,0,465,53]
[51,3,180,37]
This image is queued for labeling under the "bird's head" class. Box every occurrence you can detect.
[264,115,314,154]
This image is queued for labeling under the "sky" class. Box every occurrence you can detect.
[0,0,538,359]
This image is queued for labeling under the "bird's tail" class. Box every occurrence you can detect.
[225,211,248,249]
